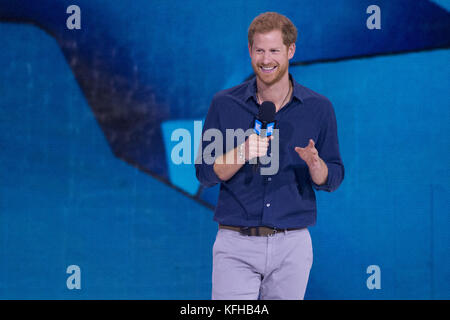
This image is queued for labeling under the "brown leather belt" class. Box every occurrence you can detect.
[219,224,301,237]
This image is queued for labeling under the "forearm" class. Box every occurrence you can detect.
[310,158,328,186]
[213,145,245,182]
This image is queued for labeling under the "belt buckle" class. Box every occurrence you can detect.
[268,228,278,237]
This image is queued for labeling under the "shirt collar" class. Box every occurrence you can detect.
[244,73,304,104]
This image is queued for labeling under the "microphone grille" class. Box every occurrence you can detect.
[259,101,276,122]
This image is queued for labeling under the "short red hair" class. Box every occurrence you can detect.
[248,12,298,48]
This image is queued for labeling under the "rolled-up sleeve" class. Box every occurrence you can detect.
[312,100,345,192]
[195,96,223,188]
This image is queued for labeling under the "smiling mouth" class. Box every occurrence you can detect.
[260,66,277,73]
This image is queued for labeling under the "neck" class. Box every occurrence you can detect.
[256,74,292,111]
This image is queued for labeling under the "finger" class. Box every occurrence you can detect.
[256,143,268,151]
[256,143,269,151]
[256,149,267,156]
[309,139,315,148]
[257,151,269,157]
[295,147,306,160]
[295,146,306,154]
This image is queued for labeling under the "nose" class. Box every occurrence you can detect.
[262,52,271,65]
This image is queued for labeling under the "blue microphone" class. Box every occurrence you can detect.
[253,101,276,169]
[254,101,276,137]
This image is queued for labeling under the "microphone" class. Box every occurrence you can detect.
[254,101,276,137]
[253,101,276,168]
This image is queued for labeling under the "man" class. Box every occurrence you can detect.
[195,12,344,300]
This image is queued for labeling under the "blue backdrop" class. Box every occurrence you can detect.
[0,0,449,299]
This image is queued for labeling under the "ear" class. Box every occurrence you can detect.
[288,43,296,60]
[248,43,252,57]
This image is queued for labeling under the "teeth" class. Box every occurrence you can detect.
[262,66,276,70]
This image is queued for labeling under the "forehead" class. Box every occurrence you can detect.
[252,29,285,48]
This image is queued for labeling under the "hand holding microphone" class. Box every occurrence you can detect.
[248,101,277,166]
[244,134,273,162]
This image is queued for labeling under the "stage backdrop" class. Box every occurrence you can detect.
[0,0,449,299]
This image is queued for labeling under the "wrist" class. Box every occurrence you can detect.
[311,159,328,185]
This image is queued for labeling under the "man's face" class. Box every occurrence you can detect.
[249,29,295,86]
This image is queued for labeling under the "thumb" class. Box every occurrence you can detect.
[309,139,315,148]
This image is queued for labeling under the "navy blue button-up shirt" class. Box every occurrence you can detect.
[195,74,344,229]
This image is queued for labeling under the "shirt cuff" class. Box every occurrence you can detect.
[312,174,331,191]
[311,162,344,192]
[312,162,335,192]
[196,163,222,187]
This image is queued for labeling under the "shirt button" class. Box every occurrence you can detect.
[268,177,272,181]
[266,203,271,207]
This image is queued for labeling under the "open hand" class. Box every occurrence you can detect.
[295,139,328,186]
[295,139,321,170]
